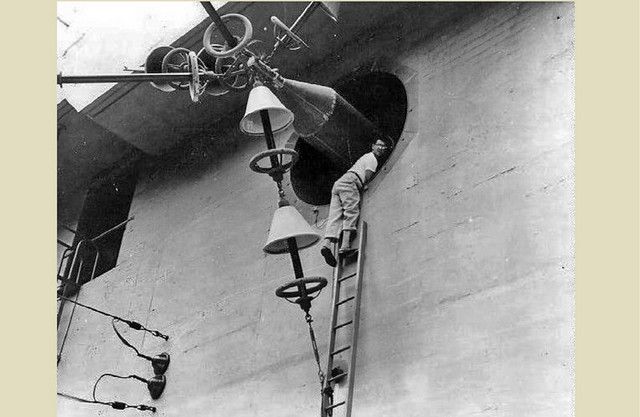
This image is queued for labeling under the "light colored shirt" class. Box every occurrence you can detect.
[348,152,378,185]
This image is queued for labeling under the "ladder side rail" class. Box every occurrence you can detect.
[321,257,344,416]
[345,221,367,417]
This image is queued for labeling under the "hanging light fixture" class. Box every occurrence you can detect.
[239,81,294,135]
[264,198,320,254]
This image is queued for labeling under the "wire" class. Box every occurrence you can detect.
[111,318,153,361]
[58,391,110,406]
[92,373,146,403]
[57,296,169,340]
[59,390,156,413]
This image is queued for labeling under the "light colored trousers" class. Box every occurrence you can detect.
[324,171,363,240]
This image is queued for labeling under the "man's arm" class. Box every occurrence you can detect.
[363,168,375,184]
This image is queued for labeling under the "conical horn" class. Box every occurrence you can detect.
[240,82,294,135]
[319,2,341,22]
[145,46,176,92]
[264,204,320,254]
[274,78,384,170]
[273,78,335,138]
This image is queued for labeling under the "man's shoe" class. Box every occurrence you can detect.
[321,246,337,267]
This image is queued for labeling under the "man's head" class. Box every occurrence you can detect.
[372,139,390,158]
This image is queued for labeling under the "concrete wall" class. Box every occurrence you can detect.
[57,3,574,416]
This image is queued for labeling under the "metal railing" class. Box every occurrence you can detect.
[56,217,134,327]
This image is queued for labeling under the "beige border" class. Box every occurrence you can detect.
[3,0,57,414]
[575,0,639,416]
[2,1,637,416]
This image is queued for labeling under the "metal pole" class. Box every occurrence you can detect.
[260,110,281,169]
[270,1,319,55]
[200,2,238,48]
[90,217,134,243]
[289,2,321,33]
[58,73,194,85]
[287,238,305,279]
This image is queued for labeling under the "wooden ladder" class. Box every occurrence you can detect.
[321,221,368,417]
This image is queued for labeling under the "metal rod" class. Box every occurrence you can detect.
[333,320,353,331]
[326,401,346,411]
[58,72,196,85]
[200,2,238,48]
[286,238,305,279]
[90,251,100,283]
[270,2,319,57]
[57,239,72,249]
[59,223,80,236]
[57,239,90,326]
[289,1,321,33]
[321,243,343,416]
[336,296,355,306]
[327,372,348,383]
[90,217,134,242]
[345,221,368,417]
[338,272,357,282]
[260,110,281,169]
[331,345,351,356]
[57,247,73,279]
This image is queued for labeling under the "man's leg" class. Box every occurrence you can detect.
[339,181,361,253]
[321,185,343,267]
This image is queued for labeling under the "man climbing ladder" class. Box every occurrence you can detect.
[320,138,390,267]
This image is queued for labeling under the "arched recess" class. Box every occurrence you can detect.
[280,59,420,225]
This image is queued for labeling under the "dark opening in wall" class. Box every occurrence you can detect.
[290,72,407,205]
[66,162,138,288]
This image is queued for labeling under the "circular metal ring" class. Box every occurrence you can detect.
[198,47,230,96]
[161,47,192,90]
[244,39,270,61]
[249,148,299,175]
[275,277,328,300]
[214,55,253,91]
[203,14,253,58]
[188,51,201,102]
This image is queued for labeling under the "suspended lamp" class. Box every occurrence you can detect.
[264,199,320,254]
[240,81,294,135]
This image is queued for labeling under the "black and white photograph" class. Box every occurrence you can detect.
[56,2,575,416]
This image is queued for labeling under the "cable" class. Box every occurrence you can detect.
[111,319,153,362]
[58,391,156,413]
[58,391,109,406]
[92,373,146,402]
[57,296,169,340]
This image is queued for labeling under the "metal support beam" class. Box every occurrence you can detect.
[200,2,238,48]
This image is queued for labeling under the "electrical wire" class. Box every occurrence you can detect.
[58,391,109,406]
[58,390,156,413]
[92,373,146,402]
[111,318,153,362]
[57,296,169,340]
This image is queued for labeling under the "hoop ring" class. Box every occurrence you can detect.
[275,277,328,300]
[249,148,299,175]
[203,14,253,58]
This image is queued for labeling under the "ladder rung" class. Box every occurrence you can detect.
[325,401,346,411]
[333,320,353,331]
[328,372,348,383]
[331,345,351,356]
[336,296,355,306]
[338,272,357,283]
